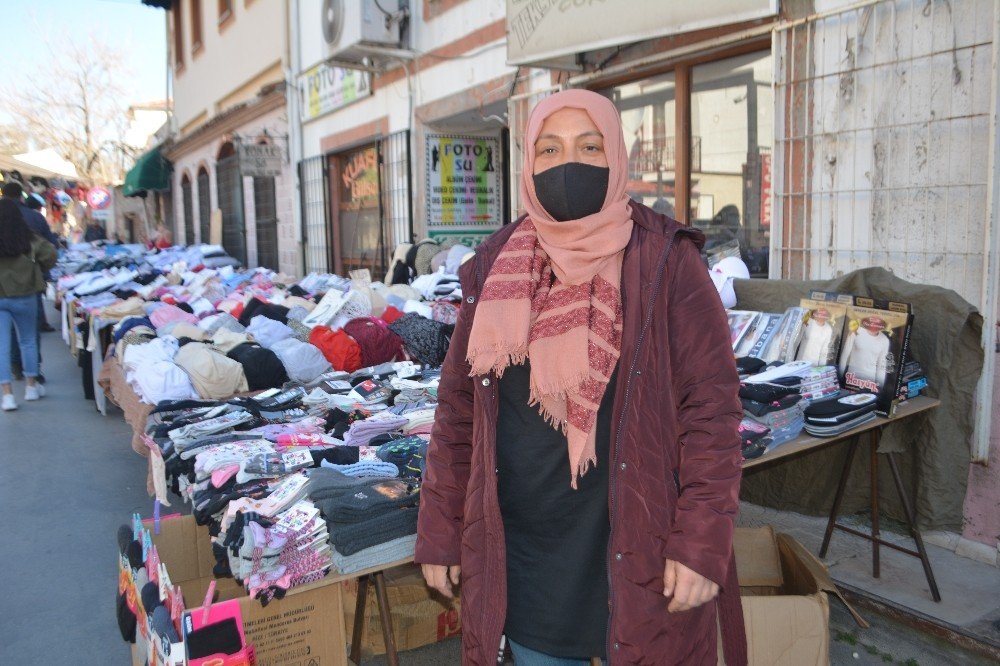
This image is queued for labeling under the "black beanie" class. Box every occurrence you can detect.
[227,343,289,390]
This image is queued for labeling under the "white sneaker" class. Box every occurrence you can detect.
[1,394,16,411]
[24,383,45,401]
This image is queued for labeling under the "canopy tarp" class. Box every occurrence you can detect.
[123,146,172,197]
[734,267,983,532]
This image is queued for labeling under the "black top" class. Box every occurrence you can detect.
[496,361,617,660]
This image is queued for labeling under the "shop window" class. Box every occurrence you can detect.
[608,72,678,220]
[601,49,773,277]
[691,52,773,277]
[327,131,412,277]
[331,144,383,276]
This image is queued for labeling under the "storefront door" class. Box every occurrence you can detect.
[216,143,246,265]
[181,175,194,245]
[253,176,279,270]
[197,167,211,244]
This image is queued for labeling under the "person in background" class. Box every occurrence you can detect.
[416,90,745,665]
[83,217,107,242]
[2,183,57,383]
[152,223,172,249]
[0,199,57,411]
[23,193,56,332]
[2,182,59,247]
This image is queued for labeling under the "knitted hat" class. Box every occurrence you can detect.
[388,313,454,366]
[343,317,405,367]
[309,325,363,372]
[413,240,441,276]
[380,306,405,324]
[227,343,290,390]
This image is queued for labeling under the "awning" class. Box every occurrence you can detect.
[123,146,172,197]
[141,1,174,9]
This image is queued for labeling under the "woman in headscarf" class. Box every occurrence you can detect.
[415,90,745,665]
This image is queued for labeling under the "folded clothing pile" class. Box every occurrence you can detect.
[739,381,804,454]
[308,469,420,574]
[794,365,840,402]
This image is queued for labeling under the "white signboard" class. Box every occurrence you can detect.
[238,143,284,178]
[425,134,502,231]
[506,0,778,65]
[298,63,371,122]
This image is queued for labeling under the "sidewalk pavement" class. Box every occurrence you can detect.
[0,304,152,664]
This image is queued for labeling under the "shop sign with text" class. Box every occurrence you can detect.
[298,63,371,122]
[506,0,777,65]
[238,143,285,178]
[425,134,501,231]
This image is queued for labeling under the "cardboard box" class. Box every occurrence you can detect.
[729,527,864,666]
[141,515,346,666]
[342,563,462,657]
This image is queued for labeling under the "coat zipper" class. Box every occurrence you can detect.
[605,231,677,662]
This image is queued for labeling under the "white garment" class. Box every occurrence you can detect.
[122,337,178,373]
[839,330,890,387]
[247,315,295,349]
[129,360,199,404]
[270,338,332,383]
[796,319,834,365]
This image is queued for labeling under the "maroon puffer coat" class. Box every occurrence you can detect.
[415,202,746,665]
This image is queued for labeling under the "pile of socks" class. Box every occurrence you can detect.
[307,469,421,574]
[738,381,804,457]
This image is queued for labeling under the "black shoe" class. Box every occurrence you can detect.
[40,324,56,332]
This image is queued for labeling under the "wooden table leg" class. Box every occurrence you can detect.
[373,571,399,666]
[820,435,861,558]
[869,430,881,578]
[349,575,369,665]
[886,452,942,602]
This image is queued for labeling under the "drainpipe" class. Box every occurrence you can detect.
[286,0,305,277]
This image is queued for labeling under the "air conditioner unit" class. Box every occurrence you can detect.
[322,0,402,65]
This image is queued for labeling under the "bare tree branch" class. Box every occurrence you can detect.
[2,29,135,183]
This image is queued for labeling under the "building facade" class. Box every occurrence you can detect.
[162,0,298,276]
[291,0,515,277]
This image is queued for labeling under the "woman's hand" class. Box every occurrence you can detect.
[663,559,719,612]
[422,563,462,598]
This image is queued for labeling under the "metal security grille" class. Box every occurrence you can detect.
[772,0,994,310]
[380,130,413,253]
[253,176,279,270]
[181,177,194,245]
[299,155,330,274]
[216,154,246,265]
[197,169,211,244]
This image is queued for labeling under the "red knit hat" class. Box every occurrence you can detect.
[380,306,405,324]
[309,325,363,372]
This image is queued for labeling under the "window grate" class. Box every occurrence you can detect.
[772,0,994,311]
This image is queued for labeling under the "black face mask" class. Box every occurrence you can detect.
[532,162,609,222]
